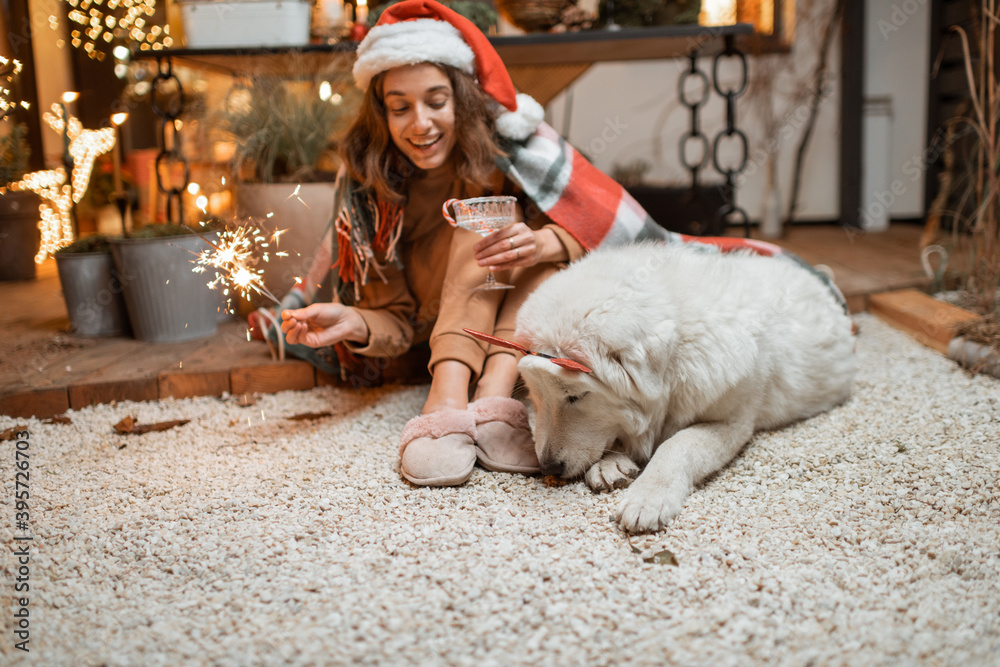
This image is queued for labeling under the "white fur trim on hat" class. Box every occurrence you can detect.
[495,93,544,142]
[353,19,476,91]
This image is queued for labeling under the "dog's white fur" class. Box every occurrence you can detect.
[515,243,856,532]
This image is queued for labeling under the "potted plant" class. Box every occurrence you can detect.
[372,0,497,31]
[51,150,142,338]
[592,0,700,29]
[54,234,131,337]
[0,122,41,281]
[211,64,360,306]
[109,221,226,343]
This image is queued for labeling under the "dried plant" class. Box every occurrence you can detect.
[935,0,1000,314]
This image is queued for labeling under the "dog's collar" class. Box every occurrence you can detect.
[462,328,592,373]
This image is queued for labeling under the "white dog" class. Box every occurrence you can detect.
[514,242,856,533]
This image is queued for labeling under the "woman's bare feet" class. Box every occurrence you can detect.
[421,359,473,414]
[473,352,519,401]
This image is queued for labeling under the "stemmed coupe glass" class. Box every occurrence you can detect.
[442,195,517,291]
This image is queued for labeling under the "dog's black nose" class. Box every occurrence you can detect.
[540,461,565,477]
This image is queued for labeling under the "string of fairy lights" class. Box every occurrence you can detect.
[52,0,174,60]
[18,168,74,261]
[17,102,117,261]
[3,2,165,259]
[2,1,173,260]
[1,56,30,119]
[42,103,117,202]
[5,56,117,261]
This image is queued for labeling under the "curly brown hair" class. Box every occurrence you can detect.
[339,63,506,205]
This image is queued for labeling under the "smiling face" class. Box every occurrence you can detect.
[382,63,457,171]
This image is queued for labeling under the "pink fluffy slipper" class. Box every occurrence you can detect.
[398,409,478,486]
[468,397,540,475]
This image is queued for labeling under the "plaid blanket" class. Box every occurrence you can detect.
[495,121,845,311]
[496,121,672,250]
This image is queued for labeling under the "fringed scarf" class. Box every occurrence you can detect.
[332,175,404,304]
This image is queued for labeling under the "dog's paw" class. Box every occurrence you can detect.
[584,452,640,492]
[615,475,691,533]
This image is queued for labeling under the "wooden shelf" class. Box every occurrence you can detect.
[492,24,754,66]
[132,23,755,76]
[132,43,356,78]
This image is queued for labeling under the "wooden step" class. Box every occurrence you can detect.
[868,288,980,353]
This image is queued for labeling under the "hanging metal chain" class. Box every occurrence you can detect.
[152,57,189,225]
[711,36,750,237]
[678,52,711,194]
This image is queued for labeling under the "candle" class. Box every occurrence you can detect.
[324,0,344,26]
[110,112,128,194]
[356,0,368,26]
[60,91,78,110]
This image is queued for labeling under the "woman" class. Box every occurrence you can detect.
[272,0,677,487]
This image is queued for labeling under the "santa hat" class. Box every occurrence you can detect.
[353,0,543,141]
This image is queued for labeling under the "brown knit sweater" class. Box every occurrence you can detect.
[343,160,584,379]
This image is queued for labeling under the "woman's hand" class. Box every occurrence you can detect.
[280,303,369,348]
[473,224,567,270]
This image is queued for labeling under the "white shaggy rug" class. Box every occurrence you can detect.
[2,314,998,666]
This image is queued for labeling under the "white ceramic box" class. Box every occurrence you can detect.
[180,0,312,48]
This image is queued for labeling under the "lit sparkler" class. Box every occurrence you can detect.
[286,183,311,209]
[191,221,289,308]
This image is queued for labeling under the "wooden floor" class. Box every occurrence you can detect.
[0,223,946,419]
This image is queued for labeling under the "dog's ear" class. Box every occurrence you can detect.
[597,319,677,402]
[665,318,760,411]
[592,339,664,437]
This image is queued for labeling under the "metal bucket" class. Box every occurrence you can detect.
[0,191,41,281]
[110,232,219,343]
[55,251,131,337]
